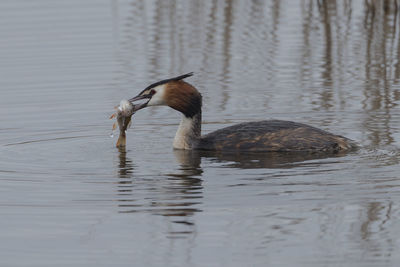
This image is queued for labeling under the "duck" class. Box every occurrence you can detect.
[129,73,355,152]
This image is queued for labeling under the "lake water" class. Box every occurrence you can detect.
[1,0,400,266]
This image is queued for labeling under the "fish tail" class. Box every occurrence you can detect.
[116,132,126,148]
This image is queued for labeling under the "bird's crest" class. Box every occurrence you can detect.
[138,72,194,95]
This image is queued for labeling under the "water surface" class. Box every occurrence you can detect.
[1,0,400,266]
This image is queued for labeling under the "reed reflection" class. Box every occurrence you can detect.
[361,0,400,146]
[299,0,400,145]
[358,201,395,257]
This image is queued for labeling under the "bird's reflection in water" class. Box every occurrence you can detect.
[187,150,350,169]
[115,148,204,238]
[115,147,349,239]
[157,150,204,235]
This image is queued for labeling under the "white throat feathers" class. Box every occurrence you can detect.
[173,112,202,149]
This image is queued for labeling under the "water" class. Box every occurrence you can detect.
[1,0,400,266]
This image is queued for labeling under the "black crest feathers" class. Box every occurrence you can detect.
[140,72,194,95]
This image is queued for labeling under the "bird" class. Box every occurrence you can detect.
[129,73,356,152]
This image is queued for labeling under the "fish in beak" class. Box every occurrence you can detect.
[110,99,137,148]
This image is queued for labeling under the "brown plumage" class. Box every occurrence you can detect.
[196,120,354,152]
[165,81,202,118]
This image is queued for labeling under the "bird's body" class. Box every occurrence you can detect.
[130,73,356,153]
[196,120,353,152]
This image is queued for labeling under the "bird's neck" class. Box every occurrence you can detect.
[173,111,202,150]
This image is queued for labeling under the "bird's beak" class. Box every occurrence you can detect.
[129,94,151,112]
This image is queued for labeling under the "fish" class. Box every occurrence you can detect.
[110,99,136,148]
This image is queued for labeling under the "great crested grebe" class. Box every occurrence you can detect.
[129,73,355,152]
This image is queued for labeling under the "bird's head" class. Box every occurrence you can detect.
[130,73,202,117]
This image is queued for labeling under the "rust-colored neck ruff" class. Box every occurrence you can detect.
[165,81,202,118]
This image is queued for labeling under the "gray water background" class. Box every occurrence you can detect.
[1,0,400,266]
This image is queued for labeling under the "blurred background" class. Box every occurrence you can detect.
[1,0,400,266]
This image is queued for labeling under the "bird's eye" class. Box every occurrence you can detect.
[150,89,156,95]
